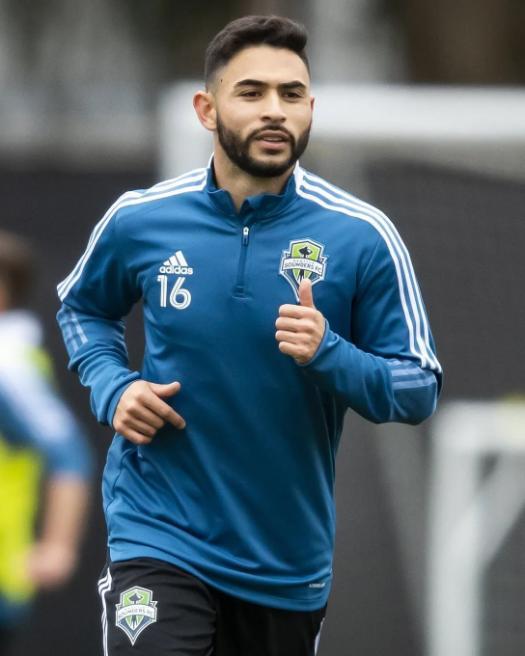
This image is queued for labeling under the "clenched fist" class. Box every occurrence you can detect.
[113,380,185,445]
[275,278,326,364]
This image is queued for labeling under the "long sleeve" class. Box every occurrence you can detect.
[56,201,142,426]
[300,231,442,424]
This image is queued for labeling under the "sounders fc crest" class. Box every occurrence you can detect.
[115,586,158,645]
[279,238,328,300]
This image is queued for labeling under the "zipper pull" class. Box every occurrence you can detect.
[242,226,250,245]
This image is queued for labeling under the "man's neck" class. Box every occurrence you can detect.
[212,148,293,212]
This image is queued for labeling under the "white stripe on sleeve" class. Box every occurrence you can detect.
[296,169,441,373]
[57,175,207,302]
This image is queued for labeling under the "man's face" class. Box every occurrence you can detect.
[211,45,313,178]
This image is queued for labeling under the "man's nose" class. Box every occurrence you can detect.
[260,92,286,122]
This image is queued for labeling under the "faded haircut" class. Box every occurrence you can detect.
[204,15,309,89]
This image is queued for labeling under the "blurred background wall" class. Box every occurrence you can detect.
[0,1,524,655]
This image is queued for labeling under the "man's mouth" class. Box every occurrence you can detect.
[255,131,290,143]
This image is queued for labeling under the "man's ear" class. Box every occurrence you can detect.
[193,90,217,132]
[310,95,315,112]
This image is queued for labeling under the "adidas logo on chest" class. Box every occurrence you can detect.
[159,250,193,275]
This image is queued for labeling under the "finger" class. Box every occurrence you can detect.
[143,394,186,430]
[278,340,311,363]
[124,416,159,438]
[298,278,315,308]
[275,330,302,343]
[118,427,154,445]
[149,381,181,398]
[278,341,300,357]
[278,304,312,319]
[275,316,300,331]
[128,405,165,430]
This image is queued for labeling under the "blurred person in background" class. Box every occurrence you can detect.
[57,15,441,656]
[0,230,91,655]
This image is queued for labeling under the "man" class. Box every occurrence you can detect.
[0,231,91,654]
[57,15,441,656]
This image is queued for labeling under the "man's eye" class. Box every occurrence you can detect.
[241,91,260,97]
[284,92,302,99]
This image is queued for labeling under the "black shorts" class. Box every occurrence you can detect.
[98,558,326,656]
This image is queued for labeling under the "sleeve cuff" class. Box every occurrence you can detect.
[104,372,142,427]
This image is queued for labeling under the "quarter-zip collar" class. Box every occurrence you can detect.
[205,160,299,220]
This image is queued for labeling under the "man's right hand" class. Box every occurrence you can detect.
[113,380,185,444]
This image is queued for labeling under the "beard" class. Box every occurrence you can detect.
[216,114,311,179]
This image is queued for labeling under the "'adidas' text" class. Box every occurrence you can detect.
[159,265,193,275]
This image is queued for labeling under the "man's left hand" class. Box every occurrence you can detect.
[275,279,326,364]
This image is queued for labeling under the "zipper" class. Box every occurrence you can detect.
[234,225,251,297]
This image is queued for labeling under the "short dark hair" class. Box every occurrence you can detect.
[204,15,309,88]
[0,230,35,308]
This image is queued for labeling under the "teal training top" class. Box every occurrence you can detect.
[57,163,441,611]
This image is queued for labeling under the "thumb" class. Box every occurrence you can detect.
[149,381,181,398]
[298,278,315,308]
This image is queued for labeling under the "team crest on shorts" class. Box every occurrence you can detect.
[115,586,158,645]
[279,238,327,300]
